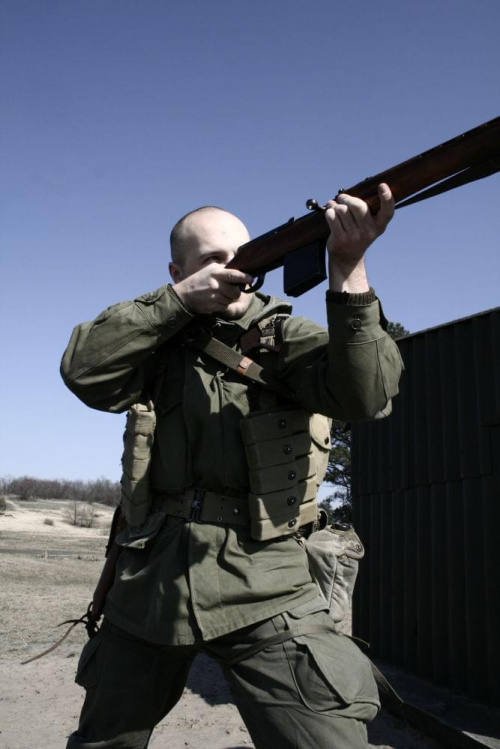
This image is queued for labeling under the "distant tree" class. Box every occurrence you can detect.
[387,321,410,339]
[0,475,120,506]
[320,320,409,523]
[320,420,352,523]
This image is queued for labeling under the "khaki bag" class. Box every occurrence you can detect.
[304,523,365,629]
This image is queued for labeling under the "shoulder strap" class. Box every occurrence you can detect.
[184,327,294,399]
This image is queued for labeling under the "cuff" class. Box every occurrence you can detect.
[326,287,378,306]
[327,297,387,344]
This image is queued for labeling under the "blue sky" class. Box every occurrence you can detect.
[1,0,499,481]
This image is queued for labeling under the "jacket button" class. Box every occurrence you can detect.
[288,470,297,481]
[283,444,293,455]
[287,496,297,506]
[351,318,362,331]
[167,318,176,328]
[288,518,297,528]
[233,507,240,515]
[278,419,287,429]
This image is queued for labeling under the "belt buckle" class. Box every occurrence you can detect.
[190,489,205,522]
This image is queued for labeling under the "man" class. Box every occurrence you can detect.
[61,184,402,748]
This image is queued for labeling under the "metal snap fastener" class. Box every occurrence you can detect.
[233,507,240,515]
[278,419,287,429]
[287,470,297,481]
[351,318,362,330]
[287,496,297,506]
[217,516,223,521]
[167,318,176,328]
[283,444,293,455]
[287,518,297,528]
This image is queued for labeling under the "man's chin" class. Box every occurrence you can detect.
[218,297,253,320]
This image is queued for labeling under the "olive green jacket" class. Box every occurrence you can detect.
[61,284,403,643]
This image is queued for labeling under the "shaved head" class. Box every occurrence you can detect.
[168,206,253,319]
[170,206,247,269]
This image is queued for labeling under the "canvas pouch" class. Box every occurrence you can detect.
[305,524,365,626]
[120,401,156,527]
[241,408,331,541]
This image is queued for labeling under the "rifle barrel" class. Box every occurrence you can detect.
[227,117,500,277]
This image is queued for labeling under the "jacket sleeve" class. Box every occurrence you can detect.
[276,292,404,422]
[60,285,193,412]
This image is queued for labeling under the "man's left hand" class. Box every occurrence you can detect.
[325,183,395,293]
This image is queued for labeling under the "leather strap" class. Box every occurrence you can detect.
[183,327,294,399]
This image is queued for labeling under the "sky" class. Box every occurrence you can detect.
[1,0,499,482]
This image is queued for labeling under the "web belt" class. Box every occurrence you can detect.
[153,489,250,526]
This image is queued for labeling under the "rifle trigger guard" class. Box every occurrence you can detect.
[242,273,265,293]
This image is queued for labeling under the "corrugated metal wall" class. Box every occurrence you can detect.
[352,306,500,705]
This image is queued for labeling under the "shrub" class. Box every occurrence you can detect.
[64,501,96,528]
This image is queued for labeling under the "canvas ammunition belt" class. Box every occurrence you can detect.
[152,489,251,527]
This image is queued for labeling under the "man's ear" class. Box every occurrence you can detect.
[169,262,183,284]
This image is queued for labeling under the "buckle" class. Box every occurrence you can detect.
[190,489,205,521]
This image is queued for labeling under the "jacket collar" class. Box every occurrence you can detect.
[202,292,292,345]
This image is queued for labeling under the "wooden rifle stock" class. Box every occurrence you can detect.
[226,117,500,296]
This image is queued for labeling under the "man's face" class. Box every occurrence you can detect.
[170,210,254,319]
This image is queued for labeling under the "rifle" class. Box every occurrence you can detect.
[226,117,500,297]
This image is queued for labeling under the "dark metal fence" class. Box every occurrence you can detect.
[352,306,500,706]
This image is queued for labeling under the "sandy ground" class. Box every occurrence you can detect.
[0,499,443,749]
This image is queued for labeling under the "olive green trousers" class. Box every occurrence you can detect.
[66,607,379,749]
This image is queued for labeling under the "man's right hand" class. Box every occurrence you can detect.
[173,264,254,316]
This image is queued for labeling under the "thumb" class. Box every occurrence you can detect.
[376,183,395,231]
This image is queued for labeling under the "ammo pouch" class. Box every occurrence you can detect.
[305,524,365,627]
[120,401,156,526]
[241,408,331,541]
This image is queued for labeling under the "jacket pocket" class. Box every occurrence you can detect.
[115,510,167,549]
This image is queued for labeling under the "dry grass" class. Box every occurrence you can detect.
[0,499,112,663]
[1,554,102,662]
